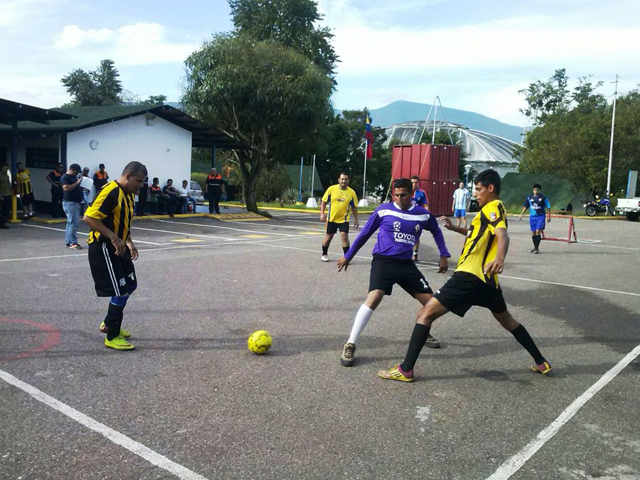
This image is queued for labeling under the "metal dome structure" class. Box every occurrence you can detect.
[385,120,521,177]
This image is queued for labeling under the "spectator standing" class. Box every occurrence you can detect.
[149,177,173,216]
[0,164,11,229]
[205,168,224,214]
[46,163,64,218]
[452,182,470,228]
[16,162,35,219]
[80,167,92,215]
[136,176,149,216]
[163,179,186,215]
[93,164,109,191]
[179,179,197,213]
[60,163,84,249]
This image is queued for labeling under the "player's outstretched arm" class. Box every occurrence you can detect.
[438,216,468,236]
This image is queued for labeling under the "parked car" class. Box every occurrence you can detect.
[616,197,640,221]
[189,181,205,205]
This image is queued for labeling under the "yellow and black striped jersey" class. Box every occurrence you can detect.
[16,169,33,196]
[456,200,508,286]
[85,181,135,245]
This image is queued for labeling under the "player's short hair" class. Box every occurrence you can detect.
[167,178,173,183]
[394,178,412,191]
[122,161,148,177]
[533,183,541,190]
[474,169,501,195]
[338,172,350,178]
[411,175,419,181]
[99,163,105,169]
[153,177,159,183]
[69,163,81,172]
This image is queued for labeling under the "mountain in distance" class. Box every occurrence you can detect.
[368,100,523,143]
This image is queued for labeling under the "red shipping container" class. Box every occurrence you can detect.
[390,144,460,215]
[391,144,460,182]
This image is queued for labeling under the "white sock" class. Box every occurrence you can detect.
[347,304,374,344]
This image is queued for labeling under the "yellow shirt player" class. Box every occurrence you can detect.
[319,173,359,262]
[16,162,35,218]
[378,169,551,383]
[83,161,147,351]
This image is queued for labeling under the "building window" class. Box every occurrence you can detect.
[26,148,59,170]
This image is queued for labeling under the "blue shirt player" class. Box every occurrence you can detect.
[336,178,451,367]
[519,183,551,254]
[410,176,429,260]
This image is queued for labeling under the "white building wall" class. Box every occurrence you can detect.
[4,136,62,203]
[66,115,192,201]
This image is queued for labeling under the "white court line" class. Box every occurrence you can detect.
[0,252,83,263]
[487,343,640,480]
[500,274,640,298]
[227,220,325,232]
[21,223,171,246]
[156,219,298,237]
[132,226,237,242]
[0,369,208,480]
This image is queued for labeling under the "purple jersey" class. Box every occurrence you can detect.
[345,202,450,261]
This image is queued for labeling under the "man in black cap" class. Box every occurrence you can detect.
[60,163,85,249]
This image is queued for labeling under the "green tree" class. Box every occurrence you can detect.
[519,68,571,125]
[229,0,338,78]
[137,95,168,105]
[182,35,333,213]
[61,59,123,106]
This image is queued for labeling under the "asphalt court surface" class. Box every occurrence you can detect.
[1,210,639,479]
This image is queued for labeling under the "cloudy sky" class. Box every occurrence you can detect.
[1,0,639,126]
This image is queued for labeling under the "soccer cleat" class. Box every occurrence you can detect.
[321,255,329,262]
[533,249,540,254]
[69,243,83,250]
[104,335,135,351]
[99,322,131,338]
[531,361,552,374]
[340,342,356,367]
[425,334,440,349]
[378,364,415,382]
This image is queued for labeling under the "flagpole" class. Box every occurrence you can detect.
[298,156,304,203]
[362,140,367,202]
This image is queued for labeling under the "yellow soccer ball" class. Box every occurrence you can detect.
[248,330,272,355]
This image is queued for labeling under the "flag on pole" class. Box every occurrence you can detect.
[365,116,373,160]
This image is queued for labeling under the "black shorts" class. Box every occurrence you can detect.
[434,272,507,317]
[369,255,433,296]
[22,193,34,205]
[88,241,137,297]
[326,221,349,234]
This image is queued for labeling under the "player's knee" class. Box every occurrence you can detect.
[110,294,129,307]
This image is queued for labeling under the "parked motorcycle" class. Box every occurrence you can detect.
[584,196,616,217]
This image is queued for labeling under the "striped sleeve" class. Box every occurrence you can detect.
[85,185,118,220]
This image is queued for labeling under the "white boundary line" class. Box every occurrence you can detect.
[0,368,208,480]
[20,223,171,246]
[131,226,237,242]
[155,219,299,237]
[486,343,640,480]
[500,275,640,298]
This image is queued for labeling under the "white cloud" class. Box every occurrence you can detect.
[55,25,114,48]
[53,23,198,66]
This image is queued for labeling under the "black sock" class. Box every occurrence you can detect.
[343,246,349,254]
[533,235,541,249]
[104,303,124,341]
[400,324,431,372]
[510,324,545,364]
[322,245,328,256]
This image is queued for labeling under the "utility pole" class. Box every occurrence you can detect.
[606,74,618,200]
